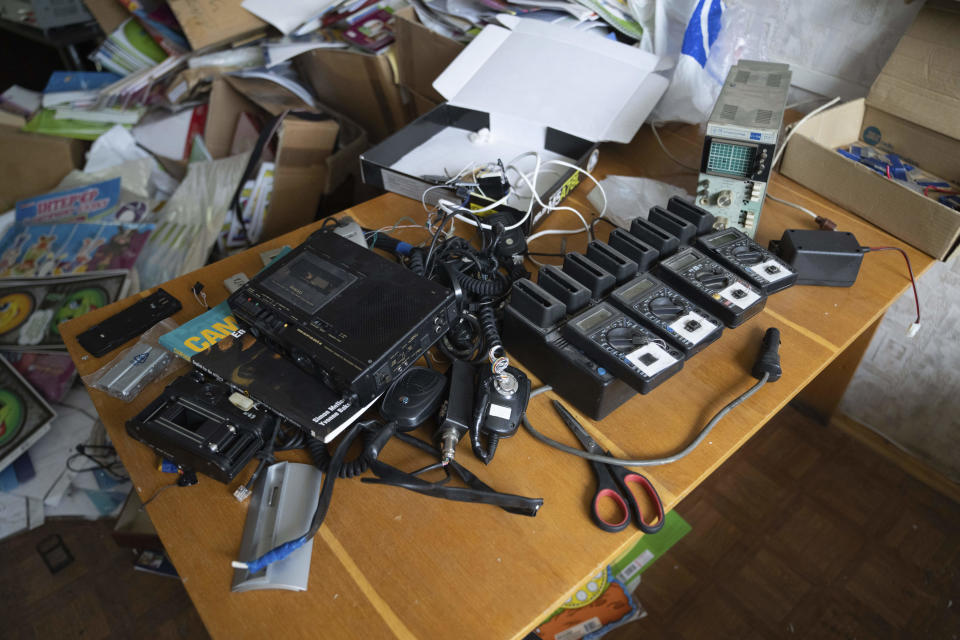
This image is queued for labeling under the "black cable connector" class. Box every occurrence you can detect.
[752,328,782,382]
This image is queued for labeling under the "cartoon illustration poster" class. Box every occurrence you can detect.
[15,178,122,224]
[0,354,56,467]
[0,221,154,278]
[0,271,128,350]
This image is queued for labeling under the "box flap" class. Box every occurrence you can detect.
[868,5,960,141]
[433,21,666,144]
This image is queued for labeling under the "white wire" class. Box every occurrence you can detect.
[650,121,699,172]
[526,225,591,243]
[766,193,818,220]
[772,96,841,168]
[431,150,607,253]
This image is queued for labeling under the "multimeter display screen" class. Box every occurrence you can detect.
[576,307,612,332]
[667,252,700,271]
[706,141,756,177]
[705,230,741,248]
[621,278,656,301]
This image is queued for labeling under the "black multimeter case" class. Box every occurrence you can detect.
[696,227,798,295]
[608,273,724,357]
[561,302,684,394]
[656,248,766,328]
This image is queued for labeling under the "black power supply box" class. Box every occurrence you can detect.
[228,230,457,403]
[771,229,864,287]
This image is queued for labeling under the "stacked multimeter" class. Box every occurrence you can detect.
[502,196,797,420]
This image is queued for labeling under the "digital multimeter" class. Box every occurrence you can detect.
[561,302,684,394]
[695,227,797,295]
[608,273,724,357]
[656,248,766,328]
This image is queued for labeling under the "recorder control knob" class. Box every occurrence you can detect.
[606,326,647,353]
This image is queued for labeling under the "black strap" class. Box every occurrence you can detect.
[361,432,543,517]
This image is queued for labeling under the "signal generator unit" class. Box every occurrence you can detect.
[696,60,791,237]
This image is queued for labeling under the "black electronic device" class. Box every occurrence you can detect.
[769,229,863,287]
[585,241,638,284]
[561,302,684,395]
[656,248,766,328]
[648,206,696,246]
[436,359,476,463]
[502,287,635,421]
[562,253,616,299]
[696,227,797,294]
[629,217,680,256]
[77,288,181,357]
[607,228,659,272]
[380,366,448,432]
[538,264,591,314]
[608,273,723,357]
[471,364,531,464]
[510,278,565,328]
[126,371,272,483]
[228,230,457,403]
[666,196,717,235]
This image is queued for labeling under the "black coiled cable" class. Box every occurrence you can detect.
[477,303,502,358]
[407,249,425,276]
[455,268,508,297]
[306,420,380,479]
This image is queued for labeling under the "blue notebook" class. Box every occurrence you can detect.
[43,71,122,94]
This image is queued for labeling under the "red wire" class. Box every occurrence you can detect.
[867,246,920,324]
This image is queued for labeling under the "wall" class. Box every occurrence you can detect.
[841,257,960,483]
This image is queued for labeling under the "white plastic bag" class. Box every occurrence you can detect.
[587,175,690,230]
[649,0,746,124]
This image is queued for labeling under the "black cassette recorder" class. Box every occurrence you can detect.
[228,230,457,403]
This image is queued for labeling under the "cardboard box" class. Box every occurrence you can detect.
[394,6,464,104]
[409,87,440,118]
[83,0,128,33]
[262,115,342,240]
[214,79,370,240]
[296,48,410,143]
[780,6,960,261]
[0,126,84,211]
[205,78,262,160]
[167,0,267,50]
[361,20,668,219]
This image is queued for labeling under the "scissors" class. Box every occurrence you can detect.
[553,400,664,534]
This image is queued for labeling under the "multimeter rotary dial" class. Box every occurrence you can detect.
[696,269,729,291]
[648,295,685,321]
[731,245,764,264]
[605,326,647,352]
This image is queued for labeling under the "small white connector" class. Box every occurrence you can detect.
[231,561,249,570]
[233,485,252,502]
[228,392,255,412]
[907,322,921,338]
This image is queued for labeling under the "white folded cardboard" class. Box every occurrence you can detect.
[433,21,668,144]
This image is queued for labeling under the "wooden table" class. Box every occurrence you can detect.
[60,123,933,640]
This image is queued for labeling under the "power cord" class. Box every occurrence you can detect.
[522,328,782,467]
[860,246,921,335]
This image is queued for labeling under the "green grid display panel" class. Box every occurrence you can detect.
[706,142,755,177]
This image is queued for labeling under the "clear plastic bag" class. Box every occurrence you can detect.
[82,318,187,402]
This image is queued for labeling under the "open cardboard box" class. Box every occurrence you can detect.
[296,48,410,143]
[206,78,369,241]
[361,19,668,219]
[780,5,960,261]
[394,6,464,106]
[0,126,84,211]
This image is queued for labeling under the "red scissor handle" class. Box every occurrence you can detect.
[619,472,665,534]
[591,488,630,532]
